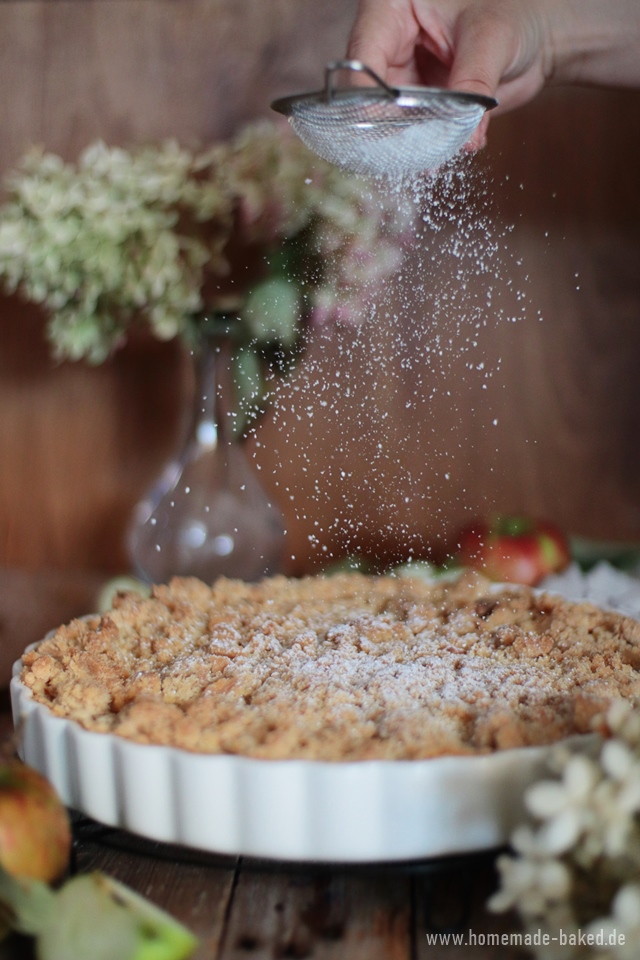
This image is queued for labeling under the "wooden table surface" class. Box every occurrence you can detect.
[0,811,523,959]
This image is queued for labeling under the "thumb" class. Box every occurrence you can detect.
[447,13,517,100]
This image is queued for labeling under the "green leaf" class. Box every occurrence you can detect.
[323,555,374,575]
[493,515,533,537]
[242,277,301,346]
[394,560,463,582]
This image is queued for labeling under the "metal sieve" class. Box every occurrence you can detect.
[271,60,497,179]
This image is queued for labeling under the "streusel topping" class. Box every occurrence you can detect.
[20,572,640,760]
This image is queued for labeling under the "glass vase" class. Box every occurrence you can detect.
[127,323,285,584]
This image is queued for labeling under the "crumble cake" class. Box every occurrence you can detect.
[19,571,640,761]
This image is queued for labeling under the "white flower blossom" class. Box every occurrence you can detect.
[489,825,572,916]
[586,884,640,960]
[525,756,602,856]
[491,702,640,959]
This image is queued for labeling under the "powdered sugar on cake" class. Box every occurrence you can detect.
[20,571,640,760]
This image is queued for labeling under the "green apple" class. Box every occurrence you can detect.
[37,873,199,960]
[0,866,198,960]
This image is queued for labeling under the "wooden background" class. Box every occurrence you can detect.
[1,0,640,578]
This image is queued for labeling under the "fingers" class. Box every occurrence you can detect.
[347,0,419,83]
[346,0,546,105]
[448,16,510,157]
[447,11,519,100]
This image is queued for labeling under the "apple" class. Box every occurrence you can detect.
[0,867,198,960]
[37,873,199,960]
[454,515,571,586]
[0,761,71,883]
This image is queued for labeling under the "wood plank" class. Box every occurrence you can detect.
[256,221,640,570]
[0,297,188,571]
[0,568,104,686]
[218,865,411,960]
[485,85,640,230]
[0,0,358,174]
[413,858,523,959]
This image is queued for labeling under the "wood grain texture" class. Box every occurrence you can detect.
[0,0,357,171]
[414,862,521,959]
[0,0,359,572]
[0,296,188,571]
[219,868,410,959]
[255,219,640,571]
[0,567,103,683]
[50,831,522,960]
[0,0,640,573]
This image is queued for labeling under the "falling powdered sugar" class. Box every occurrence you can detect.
[255,155,530,567]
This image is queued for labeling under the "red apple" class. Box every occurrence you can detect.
[454,515,571,586]
[0,761,71,883]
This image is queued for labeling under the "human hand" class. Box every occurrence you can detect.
[347,0,551,148]
[347,0,640,149]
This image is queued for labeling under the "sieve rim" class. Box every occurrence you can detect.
[271,85,498,118]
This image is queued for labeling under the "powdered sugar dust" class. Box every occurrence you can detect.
[245,155,531,571]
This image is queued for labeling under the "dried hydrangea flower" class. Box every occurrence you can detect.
[0,123,415,367]
[526,755,602,856]
[0,140,224,362]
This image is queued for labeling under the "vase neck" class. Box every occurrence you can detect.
[191,336,235,449]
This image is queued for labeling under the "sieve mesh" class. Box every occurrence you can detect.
[272,61,496,179]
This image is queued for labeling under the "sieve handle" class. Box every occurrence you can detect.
[324,60,400,102]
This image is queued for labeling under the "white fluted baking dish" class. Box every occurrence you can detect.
[15,563,637,864]
[11,650,595,863]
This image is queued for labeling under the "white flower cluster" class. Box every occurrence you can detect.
[490,701,640,959]
[0,141,228,362]
[0,123,414,364]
